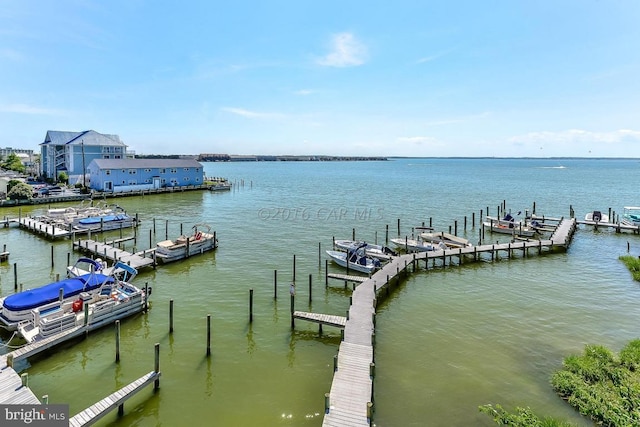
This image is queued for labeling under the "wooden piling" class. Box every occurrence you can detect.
[51,245,54,268]
[206,314,211,356]
[169,299,174,333]
[115,320,121,362]
[308,274,312,303]
[274,269,278,299]
[154,343,160,390]
[249,288,254,323]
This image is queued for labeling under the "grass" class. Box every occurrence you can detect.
[619,255,640,281]
[480,339,640,426]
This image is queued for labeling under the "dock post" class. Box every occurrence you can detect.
[367,401,374,424]
[472,212,475,228]
[249,288,254,323]
[206,314,211,356]
[325,393,330,414]
[13,262,17,291]
[165,220,168,240]
[169,299,174,333]
[325,260,328,287]
[42,395,48,404]
[21,373,28,388]
[352,227,355,241]
[333,354,338,372]
[67,252,70,268]
[293,254,296,283]
[454,220,458,236]
[144,282,149,312]
[51,245,54,269]
[274,270,278,299]
[318,242,321,269]
[115,320,121,363]
[290,284,295,329]
[59,287,64,302]
[397,218,400,236]
[149,229,152,250]
[308,274,312,304]
[385,224,389,245]
[6,353,13,368]
[154,343,160,390]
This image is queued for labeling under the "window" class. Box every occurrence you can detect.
[144,168,151,173]
[105,170,111,175]
[170,168,177,173]
[183,167,189,172]
[128,169,137,174]
[159,168,166,174]
[128,180,137,185]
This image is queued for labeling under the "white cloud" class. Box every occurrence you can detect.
[294,89,315,96]
[221,107,286,120]
[317,32,367,68]
[0,103,66,115]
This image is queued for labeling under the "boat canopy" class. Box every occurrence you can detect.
[78,214,129,225]
[2,273,114,311]
[75,257,103,271]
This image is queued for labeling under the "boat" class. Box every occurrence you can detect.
[72,205,135,231]
[419,231,472,248]
[326,244,382,274]
[154,223,218,263]
[621,207,640,227]
[390,235,447,253]
[16,262,148,344]
[482,213,537,237]
[0,258,115,331]
[584,210,609,223]
[209,179,232,191]
[333,240,397,260]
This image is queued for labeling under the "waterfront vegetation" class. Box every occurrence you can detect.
[619,255,640,281]
[481,339,640,426]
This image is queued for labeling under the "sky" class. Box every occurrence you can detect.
[1,1,640,157]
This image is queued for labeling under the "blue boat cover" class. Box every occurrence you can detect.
[78,214,129,225]
[2,273,114,311]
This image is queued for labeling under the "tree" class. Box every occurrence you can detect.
[57,171,68,184]
[1,152,26,173]
[7,182,33,200]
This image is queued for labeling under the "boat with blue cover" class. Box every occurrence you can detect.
[0,258,114,331]
[17,262,146,344]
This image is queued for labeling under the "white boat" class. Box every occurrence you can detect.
[482,214,537,237]
[0,258,117,331]
[419,231,472,249]
[333,240,397,260]
[621,207,640,227]
[17,263,148,344]
[155,223,218,263]
[326,245,382,274]
[72,205,136,231]
[584,210,609,223]
[390,236,447,253]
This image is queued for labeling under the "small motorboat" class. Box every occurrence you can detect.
[419,231,472,249]
[333,240,397,260]
[326,244,382,274]
[390,236,447,253]
[482,213,537,237]
[585,210,609,223]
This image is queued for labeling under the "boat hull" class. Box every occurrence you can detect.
[325,250,378,274]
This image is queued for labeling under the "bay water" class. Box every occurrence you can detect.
[1,158,639,426]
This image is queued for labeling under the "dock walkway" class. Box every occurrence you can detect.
[321,218,576,426]
[0,355,40,404]
[73,239,155,270]
[68,371,161,427]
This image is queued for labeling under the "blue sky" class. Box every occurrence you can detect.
[1,1,639,157]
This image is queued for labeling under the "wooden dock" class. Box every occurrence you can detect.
[320,218,577,426]
[69,370,161,427]
[0,355,40,404]
[73,239,155,270]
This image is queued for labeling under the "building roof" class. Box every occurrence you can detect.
[89,158,203,169]
[41,130,126,147]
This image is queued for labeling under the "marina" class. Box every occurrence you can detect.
[1,158,640,426]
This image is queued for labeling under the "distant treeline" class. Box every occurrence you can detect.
[197,154,388,162]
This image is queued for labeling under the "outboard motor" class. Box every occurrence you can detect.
[593,211,602,222]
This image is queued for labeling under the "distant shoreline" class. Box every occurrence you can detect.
[134,154,640,161]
